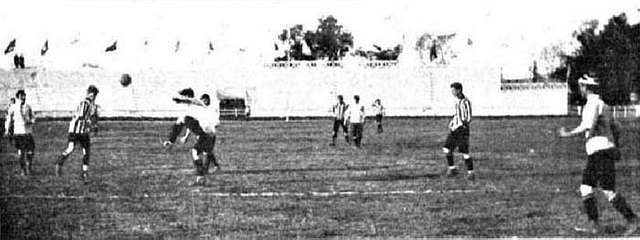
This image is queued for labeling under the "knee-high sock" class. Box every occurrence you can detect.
[611,195,637,221]
[193,159,205,176]
[583,196,599,222]
[207,154,219,167]
[82,154,90,166]
[26,152,33,165]
[464,158,474,171]
[446,154,454,167]
[18,153,26,171]
[26,152,33,171]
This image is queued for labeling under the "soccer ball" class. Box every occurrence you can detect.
[120,73,132,87]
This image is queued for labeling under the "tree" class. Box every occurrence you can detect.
[353,44,402,60]
[561,13,640,105]
[275,15,353,61]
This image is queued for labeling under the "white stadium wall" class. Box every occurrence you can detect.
[0,62,567,118]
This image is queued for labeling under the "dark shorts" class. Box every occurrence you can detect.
[375,114,383,123]
[444,127,470,154]
[14,134,35,151]
[194,134,216,154]
[351,123,363,137]
[68,133,91,149]
[333,119,348,133]
[583,148,620,190]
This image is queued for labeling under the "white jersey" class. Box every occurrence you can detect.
[578,94,616,155]
[186,99,220,135]
[5,103,35,135]
[196,104,220,135]
[372,103,385,116]
[347,102,366,123]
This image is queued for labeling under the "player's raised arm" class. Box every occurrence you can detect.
[173,97,205,106]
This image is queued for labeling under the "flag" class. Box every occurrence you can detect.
[105,41,117,52]
[175,41,180,52]
[4,39,16,55]
[41,40,49,56]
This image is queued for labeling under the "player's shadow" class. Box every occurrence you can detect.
[499,165,640,179]
[574,224,626,237]
[601,224,627,236]
[350,169,441,181]
[224,165,398,175]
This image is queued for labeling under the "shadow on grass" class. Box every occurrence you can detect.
[223,165,399,175]
[350,169,441,181]
[572,223,627,237]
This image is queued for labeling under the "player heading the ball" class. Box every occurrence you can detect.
[54,85,100,182]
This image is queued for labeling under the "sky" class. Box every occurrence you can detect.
[0,0,639,72]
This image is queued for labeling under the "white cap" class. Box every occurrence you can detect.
[578,74,599,85]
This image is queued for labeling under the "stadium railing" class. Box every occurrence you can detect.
[569,105,640,118]
[613,105,640,118]
[500,82,566,91]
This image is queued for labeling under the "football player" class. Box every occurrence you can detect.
[4,90,35,176]
[443,82,474,180]
[330,95,349,146]
[345,95,365,148]
[54,85,100,182]
[558,74,638,235]
[166,93,220,186]
[372,99,385,133]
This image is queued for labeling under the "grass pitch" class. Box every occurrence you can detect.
[1,117,639,239]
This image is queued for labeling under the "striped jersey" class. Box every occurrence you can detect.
[5,103,35,134]
[449,96,471,131]
[68,98,98,134]
[332,102,348,120]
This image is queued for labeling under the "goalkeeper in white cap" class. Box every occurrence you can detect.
[558,73,638,235]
